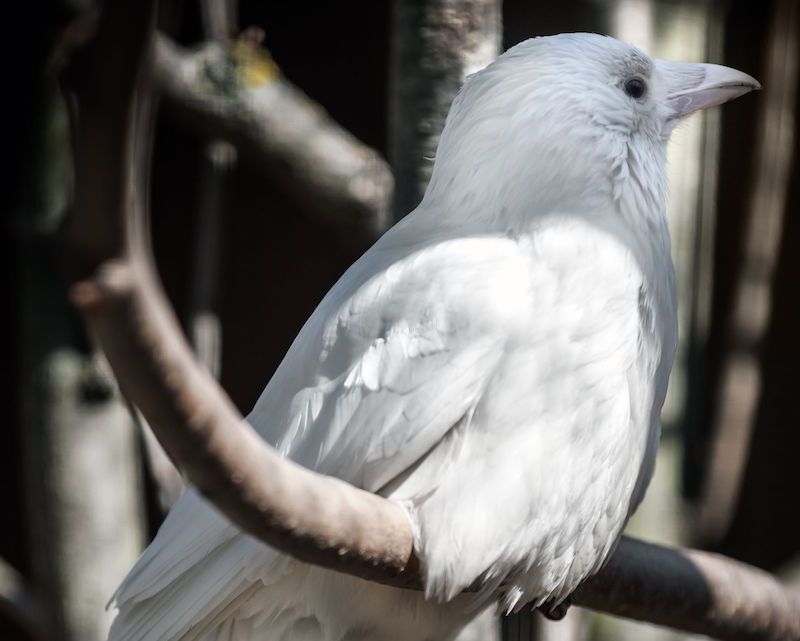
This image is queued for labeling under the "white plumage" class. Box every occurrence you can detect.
[109,33,758,641]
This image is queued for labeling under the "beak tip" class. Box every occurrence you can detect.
[737,71,762,91]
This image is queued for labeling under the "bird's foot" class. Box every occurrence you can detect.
[541,595,572,621]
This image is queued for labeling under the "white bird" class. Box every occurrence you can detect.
[108,33,759,641]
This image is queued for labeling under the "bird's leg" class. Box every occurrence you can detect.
[540,595,572,621]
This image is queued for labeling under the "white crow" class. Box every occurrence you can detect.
[108,33,759,641]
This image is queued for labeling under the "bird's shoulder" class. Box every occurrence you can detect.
[327,232,535,343]
[249,233,525,486]
[269,214,648,409]
[329,212,646,336]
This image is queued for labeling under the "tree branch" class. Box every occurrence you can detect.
[64,1,800,640]
[576,537,800,640]
[154,34,392,243]
[70,258,420,586]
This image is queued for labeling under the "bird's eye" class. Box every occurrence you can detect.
[623,77,647,99]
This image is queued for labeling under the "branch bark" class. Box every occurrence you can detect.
[576,537,800,640]
[64,1,800,640]
[154,34,392,243]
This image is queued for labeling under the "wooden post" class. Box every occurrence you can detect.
[18,50,144,641]
[389,0,502,220]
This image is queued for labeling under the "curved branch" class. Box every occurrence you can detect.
[64,1,800,640]
[71,261,419,586]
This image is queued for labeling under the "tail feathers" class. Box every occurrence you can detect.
[107,492,471,641]
[111,545,473,641]
[179,582,263,641]
[112,489,236,607]
[109,534,276,641]
[108,489,286,641]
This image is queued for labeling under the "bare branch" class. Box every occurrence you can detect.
[70,259,420,586]
[135,0,244,514]
[64,2,800,640]
[154,35,392,242]
[576,537,800,640]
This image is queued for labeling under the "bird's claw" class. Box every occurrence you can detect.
[541,596,572,621]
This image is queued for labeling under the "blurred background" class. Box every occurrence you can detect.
[2,0,799,640]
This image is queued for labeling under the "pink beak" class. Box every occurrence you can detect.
[657,60,761,120]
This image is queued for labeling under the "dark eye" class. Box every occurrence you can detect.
[624,77,647,99]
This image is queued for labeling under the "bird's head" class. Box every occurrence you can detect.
[423,33,759,228]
